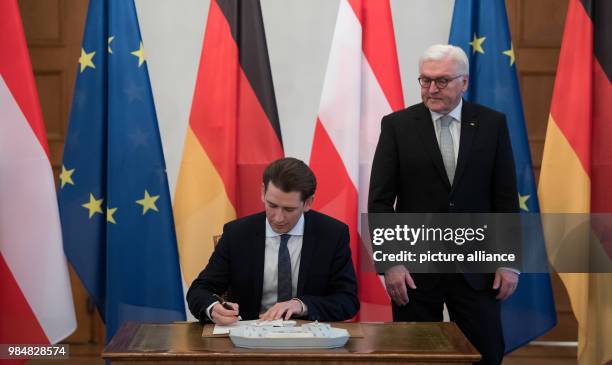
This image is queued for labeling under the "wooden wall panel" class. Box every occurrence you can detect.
[518,0,567,47]
[19,0,62,45]
[34,72,64,172]
[521,73,555,174]
[522,75,554,139]
[518,49,561,73]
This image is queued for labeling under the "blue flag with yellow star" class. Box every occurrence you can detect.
[449,0,557,353]
[58,0,185,342]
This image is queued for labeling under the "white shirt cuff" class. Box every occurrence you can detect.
[293,298,308,316]
[498,267,521,275]
[206,301,219,321]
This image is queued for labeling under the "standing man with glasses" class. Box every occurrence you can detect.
[368,44,519,365]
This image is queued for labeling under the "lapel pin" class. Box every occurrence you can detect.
[468,121,477,127]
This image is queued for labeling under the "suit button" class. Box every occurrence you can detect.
[449,202,455,207]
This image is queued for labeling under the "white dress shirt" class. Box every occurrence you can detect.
[261,215,305,313]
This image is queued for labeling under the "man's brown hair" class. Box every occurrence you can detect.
[263,158,317,201]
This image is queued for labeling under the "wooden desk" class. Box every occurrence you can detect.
[103,322,480,364]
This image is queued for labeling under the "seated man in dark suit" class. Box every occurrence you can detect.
[187,157,359,325]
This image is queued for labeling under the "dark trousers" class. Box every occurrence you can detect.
[392,274,504,365]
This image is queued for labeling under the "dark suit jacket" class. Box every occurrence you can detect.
[368,101,519,289]
[186,210,359,322]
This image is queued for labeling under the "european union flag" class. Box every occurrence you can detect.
[449,0,557,353]
[58,0,185,342]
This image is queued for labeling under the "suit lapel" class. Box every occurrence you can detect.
[414,104,452,189]
[251,215,266,313]
[454,101,478,189]
[297,212,315,296]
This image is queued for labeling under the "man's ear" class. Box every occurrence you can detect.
[261,182,266,203]
[303,195,314,212]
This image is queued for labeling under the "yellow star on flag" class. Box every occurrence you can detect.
[108,36,114,54]
[519,193,530,212]
[107,207,117,224]
[503,45,515,66]
[136,190,159,215]
[59,165,75,188]
[469,34,486,54]
[82,193,104,218]
[78,48,96,73]
[131,41,146,67]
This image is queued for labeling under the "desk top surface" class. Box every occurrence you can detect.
[103,321,480,362]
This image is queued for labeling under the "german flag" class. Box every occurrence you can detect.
[538,0,611,363]
[174,0,283,286]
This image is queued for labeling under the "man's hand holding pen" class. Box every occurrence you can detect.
[211,294,241,325]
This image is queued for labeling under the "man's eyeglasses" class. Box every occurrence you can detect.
[418,75,464,89]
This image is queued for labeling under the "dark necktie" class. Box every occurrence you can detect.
[277,234,292,302]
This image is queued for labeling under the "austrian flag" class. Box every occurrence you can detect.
[0,0,76,356]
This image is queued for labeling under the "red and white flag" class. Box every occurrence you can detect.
[0,0,76,354]
[309,0,405,321]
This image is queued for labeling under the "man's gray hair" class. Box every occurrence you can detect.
[419,44,469,76]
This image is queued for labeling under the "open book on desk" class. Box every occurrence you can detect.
[202,319,364,338]
[211,319,297,335]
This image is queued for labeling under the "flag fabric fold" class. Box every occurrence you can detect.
[448,0,557,353]
[58,0,185,342]
[0,0,76,355]
[539,0,612,363]
[309,0,405,321]
[174,0,283,288]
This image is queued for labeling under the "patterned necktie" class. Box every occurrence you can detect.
[439,115,456,184]
[277,234,292,302]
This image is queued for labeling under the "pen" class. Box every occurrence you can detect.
[212,293,241,319]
